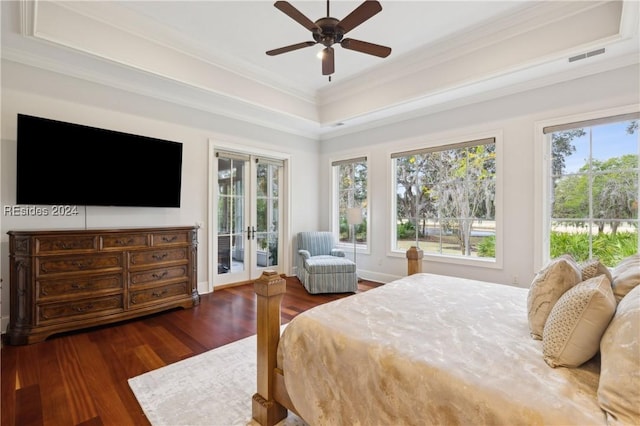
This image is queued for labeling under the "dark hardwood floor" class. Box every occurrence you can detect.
[1,276,382,426]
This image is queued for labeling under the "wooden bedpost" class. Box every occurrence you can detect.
[252,271,288,426]
[406,246,424,275]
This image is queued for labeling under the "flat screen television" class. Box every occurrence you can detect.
[16,114,183,208]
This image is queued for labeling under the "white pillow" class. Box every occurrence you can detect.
[598,285,640,425]
[542,274,616,368]
[527,255,582,340]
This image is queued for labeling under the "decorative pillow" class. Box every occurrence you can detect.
[611,254,640,303]
[542,274,616,368]
[579,258,613,283]
[598,284,640,425]
[527,255,582,340]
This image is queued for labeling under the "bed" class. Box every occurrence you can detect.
[251,261,639,426]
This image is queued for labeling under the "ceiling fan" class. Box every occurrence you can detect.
[266,0,392,76]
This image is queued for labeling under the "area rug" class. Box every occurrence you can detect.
[128,328,306,426]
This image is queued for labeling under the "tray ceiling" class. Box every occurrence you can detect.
[2,1,638,138]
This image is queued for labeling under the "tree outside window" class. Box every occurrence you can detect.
[334,158,368,245]
[393,139,496,259]
[549,119,639,266]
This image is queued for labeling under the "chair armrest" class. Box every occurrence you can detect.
[298,249,311,260]
[331,249,346,257]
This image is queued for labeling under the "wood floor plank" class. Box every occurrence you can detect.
[1,343,18,426]
[54,338,99,425]
[37,340,76,426]
[72,333,143,426]
[1,276,382,426]
[15,384,43,426]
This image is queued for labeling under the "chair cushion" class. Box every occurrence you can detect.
[297,232,336,257]
[305,256,356,274]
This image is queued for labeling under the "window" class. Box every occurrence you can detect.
[392,138,497,261]
[545,113,639,267]
[332,157,368,247]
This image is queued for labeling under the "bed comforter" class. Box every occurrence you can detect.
[278,273,606,425]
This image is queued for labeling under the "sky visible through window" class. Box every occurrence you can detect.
[563,121,639,174]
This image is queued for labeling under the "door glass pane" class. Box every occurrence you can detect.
[256,162,280,269]
[217,157,246,275]
[256,198,267,232]
[257,164,267,197]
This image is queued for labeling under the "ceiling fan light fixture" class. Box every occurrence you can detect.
[266,0,391,77]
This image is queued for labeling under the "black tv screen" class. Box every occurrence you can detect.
[16,114,183,208]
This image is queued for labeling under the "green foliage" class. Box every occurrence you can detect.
[551,129,585,175]
[394,142,496,256]
[552,154,639,231]
[397,221,416,239]
[339,216,368,243]
[477,235,495,257]
[550,231,638,267]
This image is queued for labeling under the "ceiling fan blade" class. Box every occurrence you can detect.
[322,47,335,75]
[341,38,391,58]
[266,41,316,56]
[336,0,382,34]
[274,1,320,32]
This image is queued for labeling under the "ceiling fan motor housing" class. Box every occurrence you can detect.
[313,17,344,46]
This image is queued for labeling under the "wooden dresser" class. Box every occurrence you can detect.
[5,226,199,345]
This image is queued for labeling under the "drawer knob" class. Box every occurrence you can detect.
[72,260,94,269]
[152,289,168,298]
[152,271,169,280]
[71,282,86,290]
[73,303,94,313]
[115,238,135,246]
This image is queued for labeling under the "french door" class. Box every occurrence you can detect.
[214,150,283,286]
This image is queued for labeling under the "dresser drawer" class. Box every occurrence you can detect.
[129,247,188,267]
[129,265,188,286]
[152,231,189,246]
[37,295,124,325]
[129,282,188,307]
[37,254,123,276]
[38,274,123,300]
[36,235,98,254]
[101,233,149,250]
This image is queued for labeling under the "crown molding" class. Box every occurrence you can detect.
[318,51,640,140]
[22,0,319,125]
[316,0,625,123]
[45,0,320,103]
[6,0,638,140]
[1,48,321,138]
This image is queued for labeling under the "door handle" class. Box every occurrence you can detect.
[247,226,251,241]
[251,226,256,240]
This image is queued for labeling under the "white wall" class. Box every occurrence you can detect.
[2,57,638,332]
[319,64,640,287]
[0,60,320,330]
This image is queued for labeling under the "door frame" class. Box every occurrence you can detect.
[207,138,291,292]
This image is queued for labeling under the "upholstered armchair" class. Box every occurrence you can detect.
[296,231,358,294]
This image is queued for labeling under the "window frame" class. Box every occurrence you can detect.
[331,155,370,253]
[534,105,640,272]
[389,132,503,269]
